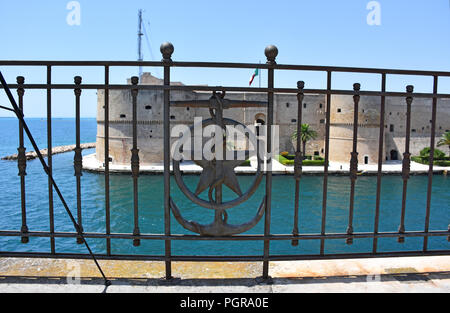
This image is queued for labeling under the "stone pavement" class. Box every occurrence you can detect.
[0,256,449,293]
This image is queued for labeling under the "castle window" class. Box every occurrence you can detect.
[319,103,323,109]
[364,156,369,165]
[291,119,297,123]
[337,108,342,113]
[187,107,190,111]
[320,119,325,124]
[170,115,176,120]
[390,125,394,132]
[286,103,290,108]
[145,105,152,110]
[304,103,307,109]
[412,129,416,133]
[120,114,126,118]
[314,151,320,156]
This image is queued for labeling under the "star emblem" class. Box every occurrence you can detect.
[193,151,249,197]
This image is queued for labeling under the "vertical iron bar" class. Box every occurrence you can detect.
[262,45,277,279]
[320,71,332,255]
[131,76,141,247]
[74,76,84,245]
[17,76,29,244]
[161,42,174,280]
[215,93,224,238]
[423,76,438,251]
[292,81,304,247]
[104,66,111,255]
[398,85,414,243]
[0,71,110,287]
[373,73,386,253]
[347,83,361,245]
[47,66,55,254]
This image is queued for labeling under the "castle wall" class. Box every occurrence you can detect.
[385,98,450,160]
[95,75,450,167]
[96,85,326,165]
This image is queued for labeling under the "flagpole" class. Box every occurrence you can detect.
[259,60,261,88]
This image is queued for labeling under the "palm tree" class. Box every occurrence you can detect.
[292,124,318,159]
[437,131,450,158]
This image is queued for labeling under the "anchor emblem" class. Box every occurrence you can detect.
[170,92,267,236]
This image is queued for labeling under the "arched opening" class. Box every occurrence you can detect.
[390,150,399,161]
[254,114,266,137]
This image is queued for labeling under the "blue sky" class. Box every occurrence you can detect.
[0,0,449,117]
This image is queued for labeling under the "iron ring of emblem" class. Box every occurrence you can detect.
[172,117,264,211]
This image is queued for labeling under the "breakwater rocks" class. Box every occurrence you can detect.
[1,143,96,161]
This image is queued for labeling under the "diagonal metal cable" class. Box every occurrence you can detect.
[0,71,111,287]
[142,21,162,78]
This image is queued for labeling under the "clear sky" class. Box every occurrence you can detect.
[0,0,449,117]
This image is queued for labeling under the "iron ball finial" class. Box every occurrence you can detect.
[353,83,361,92]
[160,42,174,60]
[17,76,25,84]
[297,81,305,89]
[131,76,139,85]
[74,76,82,85]
[265,45,278,63]
[406,85,414,93]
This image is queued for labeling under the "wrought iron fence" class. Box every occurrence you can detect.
[0,43,449,280]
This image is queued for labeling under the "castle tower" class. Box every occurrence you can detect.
[329,95,382,165]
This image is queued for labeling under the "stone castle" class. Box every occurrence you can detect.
[95,73,450,166]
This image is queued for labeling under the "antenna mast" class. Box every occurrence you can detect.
[137,9,144,78]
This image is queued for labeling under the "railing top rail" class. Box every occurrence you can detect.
[1,60,450,77]
[2,83,450,99]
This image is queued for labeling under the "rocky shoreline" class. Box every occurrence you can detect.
[1,143,96,161]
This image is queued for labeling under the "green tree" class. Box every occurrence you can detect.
[419,147,446,161]
[437,131,450,158]
[292,124,318,159]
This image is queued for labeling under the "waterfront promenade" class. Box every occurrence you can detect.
[82,153,450,175]
[0,256,448,293]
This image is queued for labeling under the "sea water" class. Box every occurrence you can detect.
[0,118,448,257]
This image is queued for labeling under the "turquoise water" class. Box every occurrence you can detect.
[0,118,448,257]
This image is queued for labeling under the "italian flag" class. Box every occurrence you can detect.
[249,68,259,86]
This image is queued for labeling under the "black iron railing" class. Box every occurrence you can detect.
[0,43,449,281]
